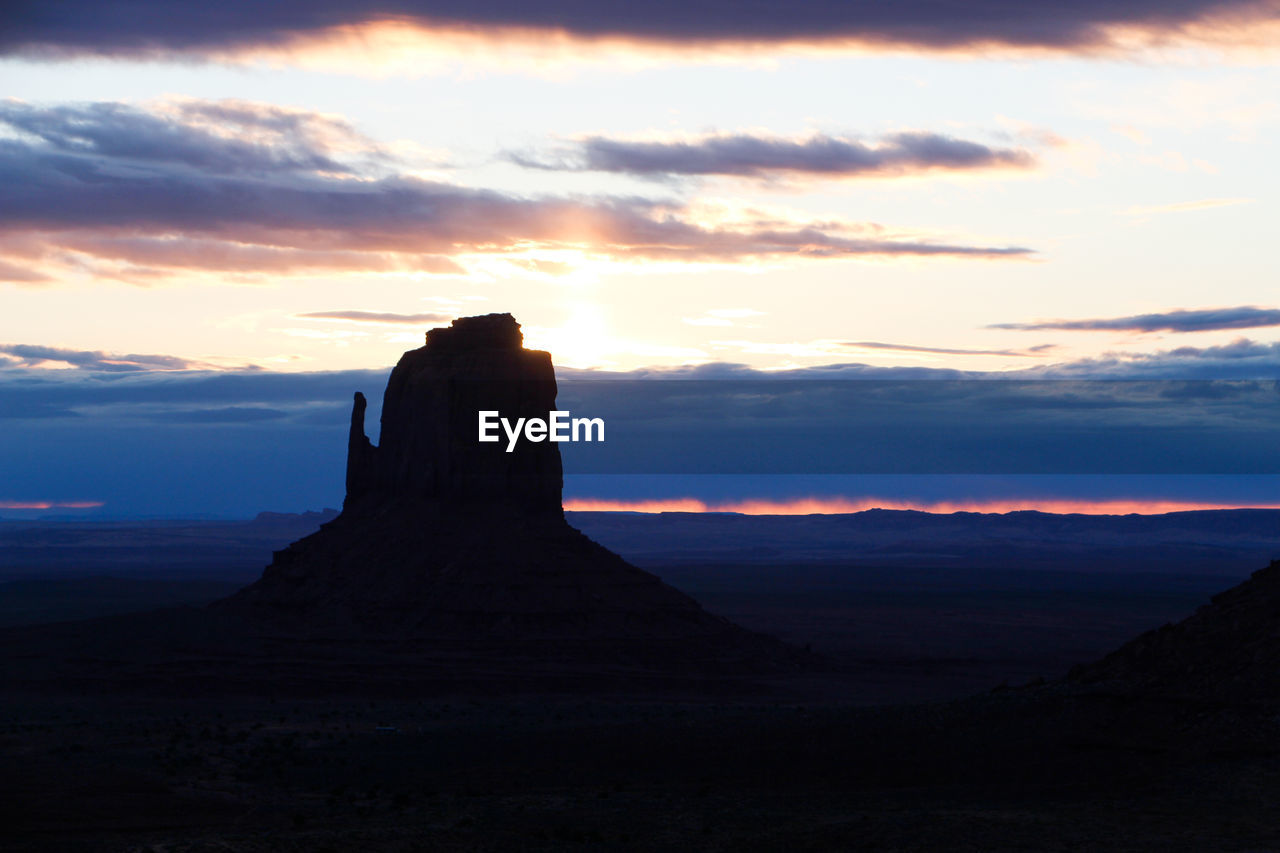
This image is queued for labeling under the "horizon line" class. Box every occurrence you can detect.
[561,496,1280,516]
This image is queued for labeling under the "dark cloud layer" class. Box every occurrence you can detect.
[841,341,1053,357]
[1034,339,1280,378]
[2,337,1278,515]
[571,338,1280,381]
[0,100,377,176]
[0,366,386,410]
[3,361,1279,519]
[0,344,206,372]
[992,307,1280,334]
[0,100,1031,281]
[147,405,295,424]
[514,132,1035,180]
[2,1,1271,57]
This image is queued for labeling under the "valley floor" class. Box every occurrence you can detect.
[3,690,1278,851]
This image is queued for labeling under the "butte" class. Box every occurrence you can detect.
[215,313,793,678]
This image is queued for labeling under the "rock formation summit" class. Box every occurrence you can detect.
[220,314,786,669]
[343,312,562,516]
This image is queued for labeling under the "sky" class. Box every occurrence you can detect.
[2,1,1280,517]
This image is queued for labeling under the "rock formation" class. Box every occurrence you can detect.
[343,312,561,514]
[219,313,789,670]
[1071,557,1280,703]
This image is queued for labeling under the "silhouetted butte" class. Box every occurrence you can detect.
[218,313,789,670]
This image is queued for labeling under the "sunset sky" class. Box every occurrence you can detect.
[3,2,1280,516]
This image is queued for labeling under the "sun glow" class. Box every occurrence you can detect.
[562,496,1280,515]
[523,303,617,369]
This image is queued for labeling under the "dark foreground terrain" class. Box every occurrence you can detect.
[3,510,1279,850]
[0,510,1265,701]
[4,688,1279,852]
[0,561,1229,704]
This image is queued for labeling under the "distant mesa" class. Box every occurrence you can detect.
[218,313,791,671]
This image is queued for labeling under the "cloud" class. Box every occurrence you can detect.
[0,99,385,176]
[4,349,1280,517]
[0,362,387,425]
[840,341,1054,357]
[562,337,1280,381]
[1165,338,1280,358]
[0,366,386,407]
[559,361,978,380]
[992,306,1280,333]
[504,258,575,276]
[513,132,1036,180]
[0,259,50,283]
[1024,338,1280,378]
[148,406,294,424]
[1120,197,1252,216]
[0,100,1034,283]
[682,308,765,327]
[0,402,82,420]
[549,374,1280,476]
[3,1,1276,59]
[0,366,383,516]
[298,310,454,324]
[0,343,209,372]
[37,235,467,277]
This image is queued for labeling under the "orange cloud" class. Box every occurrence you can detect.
[10,3,1280,68]
[0,99,1034,286]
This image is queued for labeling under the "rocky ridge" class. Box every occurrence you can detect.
[1071,556,1280,703]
